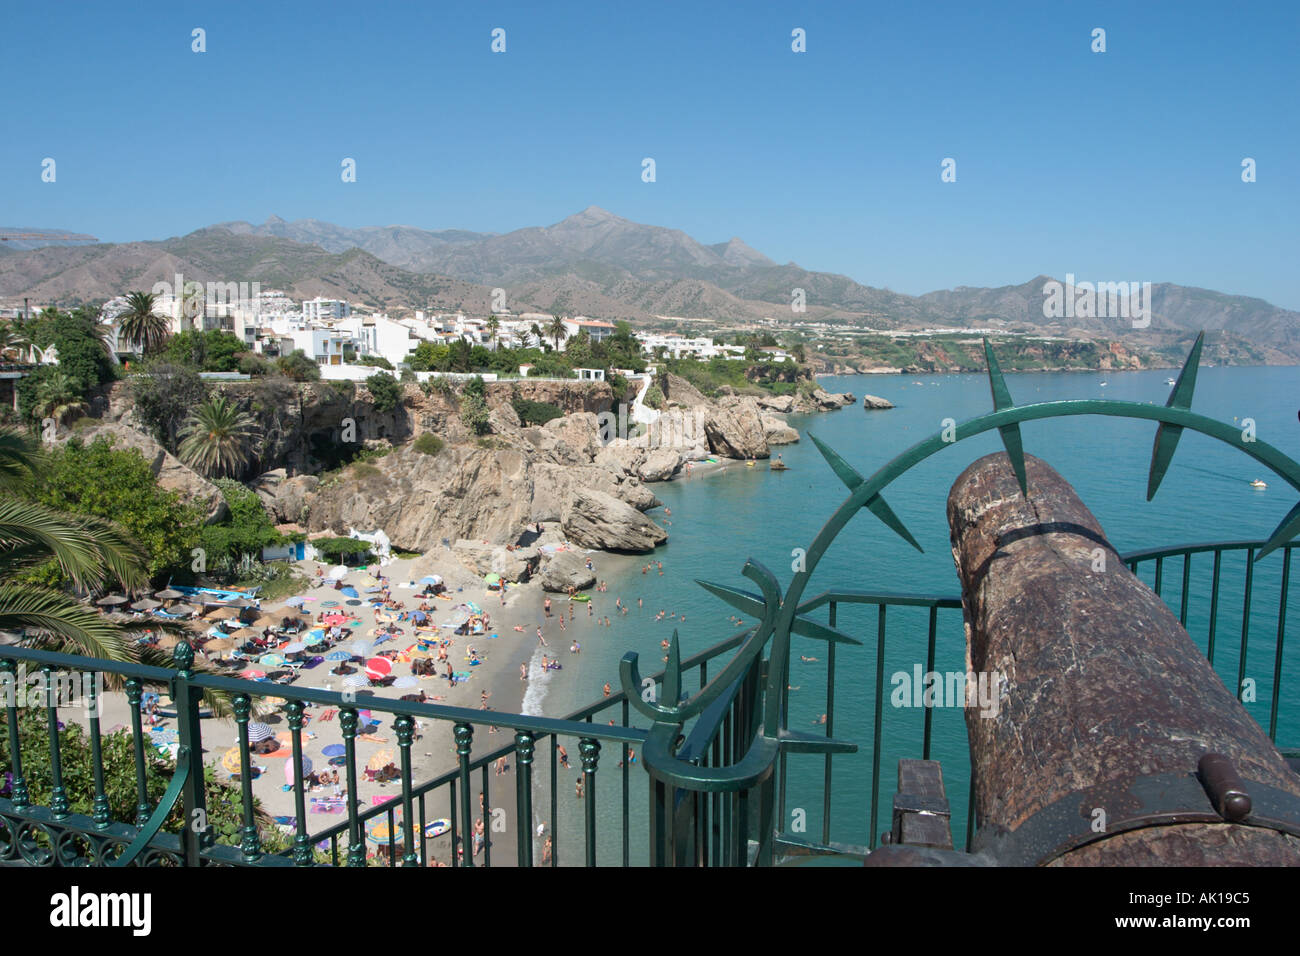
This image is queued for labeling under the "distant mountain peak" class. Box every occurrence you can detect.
[561,206,623,225]
[265,214,287,225]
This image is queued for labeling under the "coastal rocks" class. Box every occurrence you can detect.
[485,380,615,416]
[539,549,598,593]
[538,412,604,464]
[661,374,711,409]
[67,422,227,524]
[705,397,769,460]
[560,489,668,553]
[762,414,800,445]
[530,461,659,519]
[755,394,797,414]
[639,447,682,481]
[809,389,856,410]
[862,394,896,410]
[451,540,536,583]
[592,442,682,482]
[267,475,320,523]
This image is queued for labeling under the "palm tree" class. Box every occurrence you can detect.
[485,315,500,351]
[115,291,172,354]
[548,316,568,352]
[177,394,260,478]
[0,323,29,362]
[0,428,145,662]
[32,370,89,425]
[529,323,544,349]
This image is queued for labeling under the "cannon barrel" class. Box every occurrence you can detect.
[947,452,1300,865]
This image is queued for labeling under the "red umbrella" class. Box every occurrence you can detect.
[240,669,267,680]
[364,657,392,680]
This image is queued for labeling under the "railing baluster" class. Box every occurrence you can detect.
[549,735,558,867]
[44,665,69,819]
[1239,549,1255,702]
[233,693,262,861]
[340,707,365,866]
[395,713,417,866]
[86,670,110,829]
[515,730,535,867]
[172,641,208,864]
[580,737,600,866]
[455,723,475,867]
[124,678,148,826]
[869,605,886,849]
[1179,553,1191,627]
[286,700,311,864]
[418,794,428,868]
[923,605,938,759]
[1208,550,1222,665]
[480,763,491,867]
[621,697,630,867]
[0,659,29,810]
[1154,556,1164,597]
[1270,547,1291,741]
[448,778,459,869]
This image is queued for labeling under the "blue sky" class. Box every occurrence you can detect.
[4,1,1297,307]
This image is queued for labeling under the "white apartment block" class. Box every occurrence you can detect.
[302,297,352,322]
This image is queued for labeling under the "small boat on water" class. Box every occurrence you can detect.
[1099,381,1108,387]
[770,460,788,471]
[1251,479,1268,489]
[1165,378,1177,386]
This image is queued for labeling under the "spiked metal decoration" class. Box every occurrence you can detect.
[984,339,1030,496]
[1147,332,1204,501]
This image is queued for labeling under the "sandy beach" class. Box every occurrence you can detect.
[59,549,589,866]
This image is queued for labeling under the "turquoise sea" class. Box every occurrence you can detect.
[533,366,1300,862]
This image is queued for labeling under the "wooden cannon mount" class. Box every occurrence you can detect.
[869,453,1300,866]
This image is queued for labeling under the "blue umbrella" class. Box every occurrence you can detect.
[412,611,427,623]
[340,586,359,598]
[325,651,351,662]
[321,744,346,757]
[285,596,307,607]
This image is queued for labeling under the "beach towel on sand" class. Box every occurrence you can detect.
[310,797,346,814]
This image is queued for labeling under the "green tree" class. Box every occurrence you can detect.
[276,349,321,382]
[408,341,448,371]
[129,361,208,450]
[164,330,245,372]
[485,315,500,350]
[460,376,491,435]
[115,291,172,354]
[177,394,260,479]
[199,478,282,574]
[31,369,89,425]
[35,434,203,590]
[365,372,403,413]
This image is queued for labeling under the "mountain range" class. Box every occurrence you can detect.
[2,207,1297,363]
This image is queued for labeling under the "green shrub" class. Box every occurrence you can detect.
[511,398,564,426]
[643,384,665,409]
[413,433,444,456]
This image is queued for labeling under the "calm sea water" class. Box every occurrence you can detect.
[537,366,1300,862]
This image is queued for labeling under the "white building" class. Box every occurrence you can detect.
[302,297,351,322]
[337,313,420,366]
[563,318,615,344]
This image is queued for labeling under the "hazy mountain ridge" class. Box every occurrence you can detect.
[2,208,1298,362]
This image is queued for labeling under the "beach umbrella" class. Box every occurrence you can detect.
[364,657,393,679]
[95,595,129,606]
[345,599,363,606]
[131,598,162,611]
[259,654,286,667]
[285,596,307,607]
[230,627,260,640]
[325,651,350,662]
[252,612,281,626]
[321,744,346,758]
[366,749,394,772]
[350,640,371,656]
[206,606,240,621]
[154,588,185,601]
[282,641,307,654]
[340,586,359,598]
[246,721,274,743]
[482,573,501,588]
[169,603,198,616]
[203,638,234,654]
[239,669,267,680]
[342,673,370,689]
[285,755,313,784]
[419,575,442,586]
[320,600,339,608]
[392,676,419,689]
[364,586,383,594]
[465,601,482,614]
[328,566,348,580]
[411,610,427,624]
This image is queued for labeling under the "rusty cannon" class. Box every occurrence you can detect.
[872,452,1300,866]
